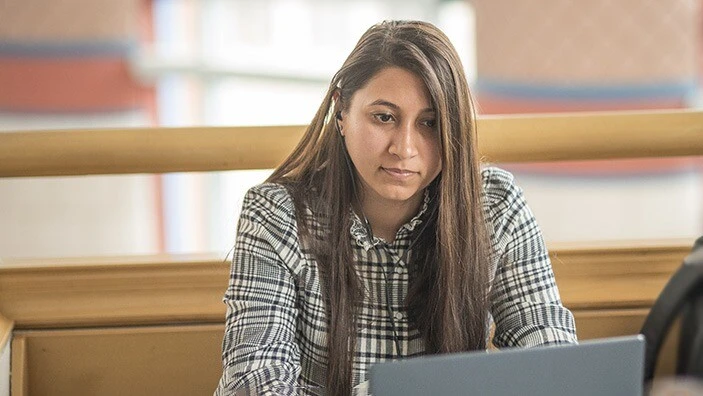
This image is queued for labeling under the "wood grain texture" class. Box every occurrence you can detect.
[13,324,224,396]
[1,110,701,177]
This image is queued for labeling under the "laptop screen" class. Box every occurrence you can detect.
[370,335,644,396]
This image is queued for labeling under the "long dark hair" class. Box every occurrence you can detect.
[267,20,491,395]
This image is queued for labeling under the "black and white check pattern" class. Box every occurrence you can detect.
[215,166,577,395]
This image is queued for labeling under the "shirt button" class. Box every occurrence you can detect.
[393,312,403,321]
[394,266,403,275]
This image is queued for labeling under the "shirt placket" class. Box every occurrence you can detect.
[382,244,410,355]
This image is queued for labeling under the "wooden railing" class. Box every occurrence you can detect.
[1,109,702,177]
[1,109,701,395]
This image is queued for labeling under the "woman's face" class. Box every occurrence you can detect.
[339,66,442,210]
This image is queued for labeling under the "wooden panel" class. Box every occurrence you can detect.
[1,110,702,177]
[0,240,690,329]
[15,324,224,396]
[0,254,229,328]
[574,308,650,339]
[11,335,28,396]
[550,239,691,309]
[0,260,229,328]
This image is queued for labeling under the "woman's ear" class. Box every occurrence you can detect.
[335,113,345,137]
[332,89,345,136]
[335,112,344,136]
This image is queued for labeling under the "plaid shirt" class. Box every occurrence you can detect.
[215,167,577,396]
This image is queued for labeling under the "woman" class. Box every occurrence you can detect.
[215,20,577,396]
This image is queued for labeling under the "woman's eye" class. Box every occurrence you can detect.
[422,119,437,128]
[374,113,394,123]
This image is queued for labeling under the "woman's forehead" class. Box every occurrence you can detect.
[348,67,433,111]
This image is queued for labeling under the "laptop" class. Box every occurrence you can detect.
[369,335,645,396]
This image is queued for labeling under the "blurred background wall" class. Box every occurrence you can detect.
[0,0,701,259]
[471,0,703,243]
[0,0,160,257]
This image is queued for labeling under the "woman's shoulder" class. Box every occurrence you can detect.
[245,182,293,204]
[480,166,522,209]
[481,166,541,244]
[242,182,297,220]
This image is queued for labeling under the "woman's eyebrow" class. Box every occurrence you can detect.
[368,99,434,113]
[368,99,399,110]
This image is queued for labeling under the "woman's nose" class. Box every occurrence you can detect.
[388,124,419,159]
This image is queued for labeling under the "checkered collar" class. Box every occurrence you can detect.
[349,189,430,251]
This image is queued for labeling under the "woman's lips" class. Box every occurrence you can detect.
[381,167,417,178]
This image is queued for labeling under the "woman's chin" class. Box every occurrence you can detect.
[374,185,422,204]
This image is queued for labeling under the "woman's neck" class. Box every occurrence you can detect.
[359,192,423,243]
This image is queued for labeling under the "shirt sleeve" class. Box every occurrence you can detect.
[485,168,578,348]
[215,184,303,396]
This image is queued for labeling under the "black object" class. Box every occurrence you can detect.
[640,236,703,381]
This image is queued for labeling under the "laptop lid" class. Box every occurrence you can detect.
[369,335,645,396]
